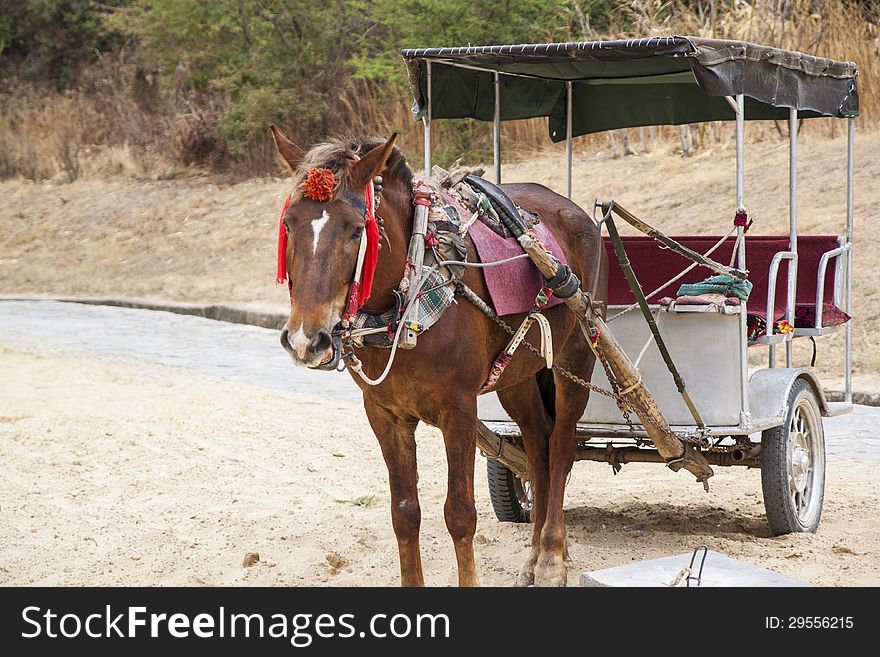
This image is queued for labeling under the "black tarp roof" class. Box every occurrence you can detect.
[400,36,859,141]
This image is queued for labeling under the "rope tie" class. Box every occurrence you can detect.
[618,371,642,397]
[733,210,753,232]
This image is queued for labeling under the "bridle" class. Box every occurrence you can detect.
[276,157,381,306]
[275,153,381,370]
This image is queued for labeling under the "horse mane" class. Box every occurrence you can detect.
[290,136,413,203]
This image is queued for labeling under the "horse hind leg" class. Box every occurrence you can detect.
[437,402,480,586]
[364,404,424,587]
[497,376,553,586]
[534,353,594,587]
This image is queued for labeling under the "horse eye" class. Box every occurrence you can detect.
[351,227,363,241]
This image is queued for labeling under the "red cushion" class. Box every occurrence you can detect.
[603,235,841,319]
[794,302,850,328]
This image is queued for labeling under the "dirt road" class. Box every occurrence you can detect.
[1,302,877,586]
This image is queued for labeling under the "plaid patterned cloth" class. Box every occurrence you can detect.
[416,267,456,329]
[351,267,455,348]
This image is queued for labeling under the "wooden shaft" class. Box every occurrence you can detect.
[400,204,430,348]
[476,422,531,479]
[607,201,747,281]
[516,232,714,483]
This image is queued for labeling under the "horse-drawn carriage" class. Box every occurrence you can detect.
[400,37,857,536]
[275,36,857,586]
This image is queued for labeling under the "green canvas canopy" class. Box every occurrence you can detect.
[400,36,859,142]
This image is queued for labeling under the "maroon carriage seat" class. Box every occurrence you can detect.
[602,235,848,333]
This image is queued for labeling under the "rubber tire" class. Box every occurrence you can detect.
[486,458,530,523]
[760,378,826,535]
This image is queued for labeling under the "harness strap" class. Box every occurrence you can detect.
[479,310,554,392]
[346,153,380,310]
[530,312,554,368]
[344,226,370,320]
[479,280,556,391]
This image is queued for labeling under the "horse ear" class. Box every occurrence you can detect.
[270,124,304,174]
[350,133,398,189]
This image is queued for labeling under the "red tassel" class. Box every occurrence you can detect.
[275,195,292,284]
[360,208,380,305]
[341,151,381,309]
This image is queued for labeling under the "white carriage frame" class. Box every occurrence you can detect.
[418,59,855,438]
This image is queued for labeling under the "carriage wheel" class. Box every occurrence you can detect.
[486,458,532,523]
[760,379,826,535]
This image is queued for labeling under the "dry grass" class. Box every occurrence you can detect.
[1,1,876,181]
[0,55,224,183]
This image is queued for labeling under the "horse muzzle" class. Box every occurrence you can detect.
[280,326,342,371]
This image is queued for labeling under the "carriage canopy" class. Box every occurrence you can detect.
[400,36,859,141]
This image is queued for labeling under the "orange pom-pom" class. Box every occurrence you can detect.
[301,168,336,201]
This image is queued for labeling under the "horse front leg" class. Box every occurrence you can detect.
[438,402,480,587]
[364,403,424,587]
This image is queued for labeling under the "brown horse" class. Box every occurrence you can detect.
[271,125,608,586]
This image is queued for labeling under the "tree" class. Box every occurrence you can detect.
[0,0,126,86]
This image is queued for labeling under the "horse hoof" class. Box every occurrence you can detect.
[534,558,567,587]
[517,568,535,587]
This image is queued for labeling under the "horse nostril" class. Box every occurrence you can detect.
[311,328,332,353]
[280,328,293,354]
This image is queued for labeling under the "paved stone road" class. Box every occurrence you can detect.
[0,300,362,402]
[1,300,877,460]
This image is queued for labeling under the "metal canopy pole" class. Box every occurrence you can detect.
[493,71,501,184]
[423,61,432,179]
[566,81,573,199]
[735,94,745,269]
[845,118,854,403]
[758,98,775,368]
[786,108,799,369]
[734,94,749,416]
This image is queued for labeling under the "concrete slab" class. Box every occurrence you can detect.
[581,550,810,587]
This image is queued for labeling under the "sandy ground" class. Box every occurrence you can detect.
[1,342,877,587]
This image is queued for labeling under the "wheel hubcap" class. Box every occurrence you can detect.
[787,398,822,523]
[790,433,811,493]
[513,477,533,517]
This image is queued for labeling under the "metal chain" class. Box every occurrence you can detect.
[483,310,736,452]
[591,332,638,439]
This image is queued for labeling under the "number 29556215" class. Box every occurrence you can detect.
[765,617,854,629]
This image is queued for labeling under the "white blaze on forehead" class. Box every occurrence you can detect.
[311,210,330,255]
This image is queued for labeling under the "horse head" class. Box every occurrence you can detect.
[270,125,401,370]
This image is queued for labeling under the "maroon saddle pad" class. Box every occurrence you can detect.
[468,220,568,317]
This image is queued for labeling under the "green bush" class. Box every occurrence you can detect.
[0,0,126,86]
[104,0,577,152]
